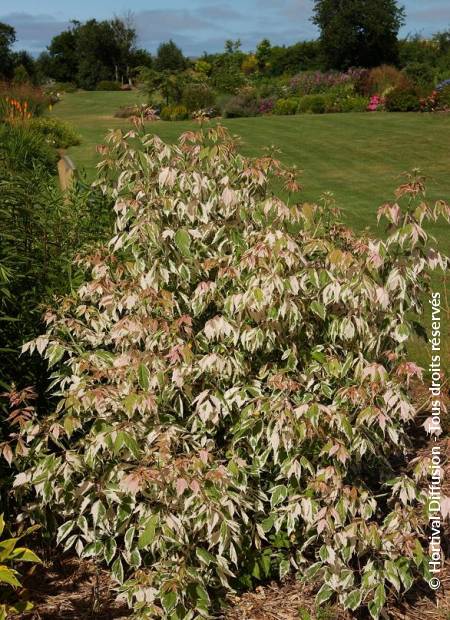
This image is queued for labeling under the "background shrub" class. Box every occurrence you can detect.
[365,64,410,96]
[223,88,259,118]
[273,97,299,115]
[114,105,137,118]
[96,80,122,91]
[385,86,421,111]
[297,93,327,113]
[257,78,285,99]
[326,94,368,112]
[27,117,81,149]
[115,104,161,118]
[160,104,189,121]
[182,83,216,112]
[402,62,435,90]
[51,82,78,93]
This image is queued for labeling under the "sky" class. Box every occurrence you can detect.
[1,0,450,57]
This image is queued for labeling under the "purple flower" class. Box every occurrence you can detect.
[258,98,275,114]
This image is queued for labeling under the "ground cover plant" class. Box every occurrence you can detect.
[12,122,450,619]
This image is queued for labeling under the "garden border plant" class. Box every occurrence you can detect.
[10,122,450,619]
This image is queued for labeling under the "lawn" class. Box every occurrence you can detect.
[51,91,450,365]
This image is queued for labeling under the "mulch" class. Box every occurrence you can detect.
[18,556,131,619]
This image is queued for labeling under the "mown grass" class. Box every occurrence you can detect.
[51,91,450,366]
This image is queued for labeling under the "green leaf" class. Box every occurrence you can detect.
[195,584,210,604]
[138,363,150,390]
[368,584,386,619]
[413,539,424,567]
[310,301,326,320]
[304,561,322,580]
[124,526,135,551]
[129,548,142,568]
[0,538,18,562]
[270,484,288,507]
[253,288,264,303]
[174,229,191,256]
[261,515,275,533]
[111,557,124,584]
[344,589,362,611]
[195,547,215,566]
[384,560,400,592]
[47,344,65,367]
[260,552,271,578]
[161,590,177,613]
[315,583,333,605]
[394,323,410,343]
[123,393,138,415]
[63,534,78,552]
[251,560,261,579]
[311,349,325,363]
[279,559,290,579]
[0,515,4,537]
[138,514,158,549]
[10,547,41,563]
[104,538,117,564]
[91,500,106,526]
[122,433,140,458]
[113,432,124,455]
[0,565,21,587]
[396,558,413,591]
[82,541,103,558]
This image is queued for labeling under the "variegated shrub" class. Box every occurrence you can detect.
[13,125,450,618]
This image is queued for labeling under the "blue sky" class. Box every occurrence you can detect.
[1,0,450,57]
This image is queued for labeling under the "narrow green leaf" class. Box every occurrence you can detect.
[161,590,177,613]
[111,557,124,584]
[311,301,326,320]
[174,229,191,256]
[195,547,215,566]
[315,583,333,605]
[344,589,362,611]
[0,566,21,587]
[138,363,150,390]
[138,514,158,549]
[270,484,288,507]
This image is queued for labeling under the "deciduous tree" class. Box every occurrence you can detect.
[154,40,187,73]
[0,22,16,80]
[312,0,405,69]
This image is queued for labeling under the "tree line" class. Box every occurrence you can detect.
[0,1,450,90]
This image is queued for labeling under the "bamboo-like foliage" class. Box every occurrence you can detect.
[13,124,450,618]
